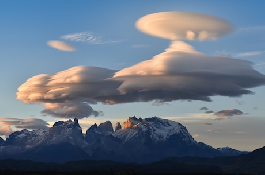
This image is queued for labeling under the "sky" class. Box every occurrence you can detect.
[1,0,265,151]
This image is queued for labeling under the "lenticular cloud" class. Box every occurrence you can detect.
[17,41,265,118]
[16,12,265,119]
[136,12,233,40]
[16,66,121,119]
[47,40,76,51]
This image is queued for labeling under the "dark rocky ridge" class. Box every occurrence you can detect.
[0,137,4,145]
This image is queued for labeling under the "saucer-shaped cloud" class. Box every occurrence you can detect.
[17,66,121,119]
[47,40,76,51]
[113,41,265,102]
[17,42,265,119]
[136,12,233,40]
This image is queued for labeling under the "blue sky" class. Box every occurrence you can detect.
[0,0,265,151]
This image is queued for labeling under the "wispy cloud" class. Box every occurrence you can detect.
[236,99,245,105]
[192,113,216,120]
[234,51,264,57]
[214,109,244,120]
[206,129,221,133]
[152,100,170,106]
[255,61,265,67]
[61,32,122,45]
[216,50,264,58]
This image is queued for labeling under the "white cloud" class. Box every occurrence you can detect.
[234,51,264,57]
[47,40,76,51]
[61,32,122,45]
[114,41,265,101]
[136,12,233,41]
[16,66,120,119]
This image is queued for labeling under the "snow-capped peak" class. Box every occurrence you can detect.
[5,129,47,147]
[122,116,142,129]
[46,118,84,145]
[53,118,81,129]
[114,116,195,143]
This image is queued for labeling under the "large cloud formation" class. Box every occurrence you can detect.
[17,66,121,119]
[136,12,233,40]
[113,41,265,102]
[17,41,265,118]
[16,12,265,119]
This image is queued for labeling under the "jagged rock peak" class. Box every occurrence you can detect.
[123,116,142,129]
[74,118,78,124]
[4,129,47,146]
[116,116,195,143]
[87,123,98,131]
[86,121,113,135]
[0,137,4,145]
[98,121,114,134]
[52,118,81,128]
[115,122,122,131]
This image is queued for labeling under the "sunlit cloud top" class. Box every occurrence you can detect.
[136,12,233,41]
[47,40,76,51]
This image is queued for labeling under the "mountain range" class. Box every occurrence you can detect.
[0,116,247,163]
